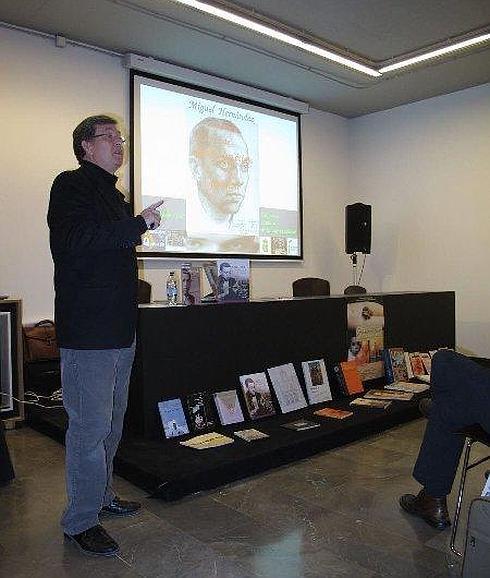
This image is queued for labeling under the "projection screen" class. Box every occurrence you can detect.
[131,71,303,260]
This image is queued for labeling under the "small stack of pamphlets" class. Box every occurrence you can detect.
[281,419,320,431]
[180,432,234,449]
[234,429,269,442]
[349,398,392,410]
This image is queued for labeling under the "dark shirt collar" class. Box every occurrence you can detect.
[80,160,118,187]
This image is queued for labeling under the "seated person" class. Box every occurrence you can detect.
[399,350,490,529]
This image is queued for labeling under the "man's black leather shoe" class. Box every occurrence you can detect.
[418,398,432,419]
[64,524,119,556]
[100,496,141,517]
[399,489,450,530]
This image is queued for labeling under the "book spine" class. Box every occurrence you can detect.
[382,349,394,384]
[404,352,414,380]
[333,364,348,396]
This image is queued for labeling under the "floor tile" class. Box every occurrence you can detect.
[1,419,468,577]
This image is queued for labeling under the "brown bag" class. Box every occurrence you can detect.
[23,320,60,362]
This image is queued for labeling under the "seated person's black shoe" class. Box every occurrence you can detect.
[418,398,432,419]
[100,496,141,517]
[64,524,119,556]
[399,488,450,530]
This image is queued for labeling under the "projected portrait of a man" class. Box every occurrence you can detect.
[187,117,258,238]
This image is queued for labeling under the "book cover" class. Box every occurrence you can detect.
[301,359,332,404]
[180,431,234,449]
[158,398,189,438]
[282,419,320,431]
[364,389,414,401]
[239,372,276,420]
[349,398,392,409]
[339,360,364,395]
[181,264,201,306]
[409,352,427,376]
[419,352,432,375]
[213,389,245,425]
[333,364,348,396]
[404,351,414,380]
[313,407,353,420]
[267,363,307,413]
[234,429,269,442]
[385,381,430,394]
[186,391,215,432]
[202,261,218,301]
[382,349,394,384]
[389,348,409,383]
[216,259,250,302]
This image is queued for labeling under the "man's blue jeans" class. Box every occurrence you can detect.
[60,341,136,535]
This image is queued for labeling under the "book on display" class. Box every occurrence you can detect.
[213,389,245,425]
[239,372,276,420]
[186,391,216,432]
[349,397,392,409]
[282,419,320,431]
[267,363,307,413]
[314,407,353,420]
[180,432,234,449]
[301,359,332,404]
[158,398,189,438]
[364,389,414,401]
[234,429,269,442]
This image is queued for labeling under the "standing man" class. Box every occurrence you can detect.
[48,115,162,556]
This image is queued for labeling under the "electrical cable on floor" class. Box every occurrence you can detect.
[0,390,63,409]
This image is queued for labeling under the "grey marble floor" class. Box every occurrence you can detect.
[1,419,487,577]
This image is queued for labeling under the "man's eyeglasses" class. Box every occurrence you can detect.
[91,133,126,144]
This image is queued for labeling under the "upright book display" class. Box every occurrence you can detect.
[301,359,332,404]
[239,372,275,420]
[158,398,189,438]
[267,363,307,413]
[213,390,245,425]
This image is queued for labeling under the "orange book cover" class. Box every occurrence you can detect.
[313,407,353,420]
[340,360,364,395]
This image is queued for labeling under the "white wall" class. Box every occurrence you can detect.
[3,26,488,355]
[0,27,350,320]
[348,83,490,356]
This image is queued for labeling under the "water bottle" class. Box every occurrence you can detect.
[166,271,178,306]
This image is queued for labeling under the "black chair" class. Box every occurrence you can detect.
[450,425,490,557]
[137,279,152,304]
[292,277,330,297]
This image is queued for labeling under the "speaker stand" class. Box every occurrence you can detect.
[344,253,367,295]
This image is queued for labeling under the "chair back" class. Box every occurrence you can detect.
[138,279,152,304]
[292,277,330,297]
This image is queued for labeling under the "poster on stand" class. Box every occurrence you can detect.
[346,297,384,381]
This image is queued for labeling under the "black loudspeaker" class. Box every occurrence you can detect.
[345,203,371,254]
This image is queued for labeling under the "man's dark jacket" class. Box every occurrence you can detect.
[47,161,147,349]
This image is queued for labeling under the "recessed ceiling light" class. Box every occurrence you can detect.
[170,0,381,77]
[379,33,490,73]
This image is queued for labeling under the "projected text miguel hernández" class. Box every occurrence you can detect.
[188,100,255,123]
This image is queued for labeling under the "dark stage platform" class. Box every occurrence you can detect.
[28,397,425,501]
[25,291,454,500]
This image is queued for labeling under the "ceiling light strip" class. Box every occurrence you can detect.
[379,33,490,73]
[170,0,381,77]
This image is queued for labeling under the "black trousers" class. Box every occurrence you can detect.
[0,421,14,485]
[413,350,490,496]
